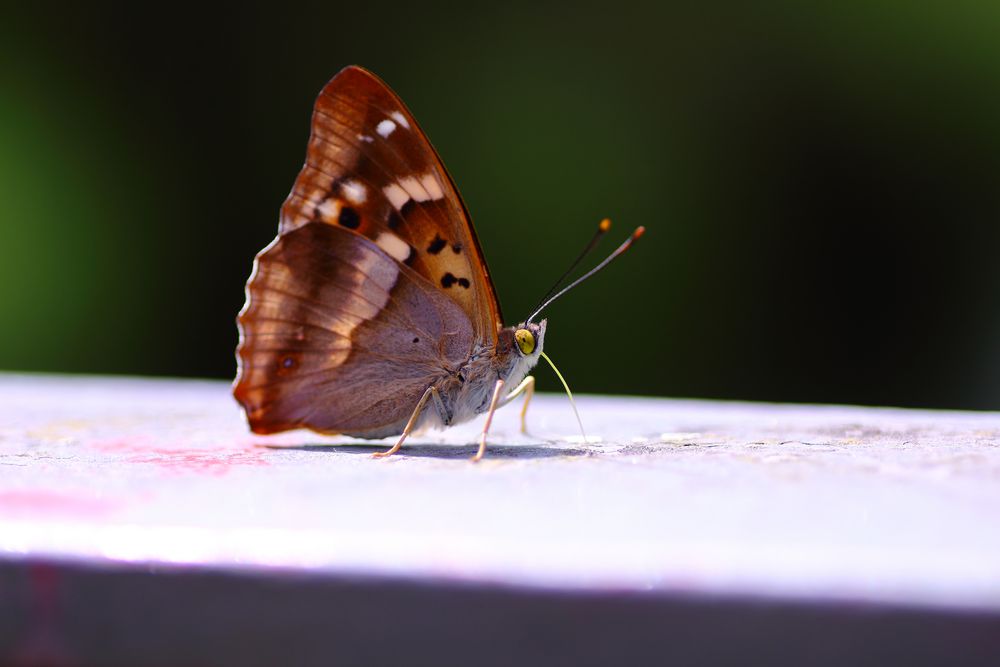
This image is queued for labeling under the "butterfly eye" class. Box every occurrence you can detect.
[514,328,536,355]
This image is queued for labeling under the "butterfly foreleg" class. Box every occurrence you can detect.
[498,376,535,435]
[471,378,506,463]
[372,385,445,459]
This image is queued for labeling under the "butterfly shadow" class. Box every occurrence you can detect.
[260,440,589,460]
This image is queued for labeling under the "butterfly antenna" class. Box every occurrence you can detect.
[528,218,613,319]
[527,225,645,323]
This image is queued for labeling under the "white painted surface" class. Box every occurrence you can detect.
[1,373,998,613]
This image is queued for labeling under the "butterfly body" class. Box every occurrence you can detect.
[440,320,545,429]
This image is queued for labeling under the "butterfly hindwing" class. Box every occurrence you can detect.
[279,66,502,342]
[235,222,475,437]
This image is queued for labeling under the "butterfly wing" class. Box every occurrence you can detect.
[280,65,503,340]
[234,222,475,437]
[235,66,501,437]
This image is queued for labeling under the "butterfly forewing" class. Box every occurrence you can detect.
[280,66,502,341]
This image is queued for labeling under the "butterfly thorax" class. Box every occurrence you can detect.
[421,320,546,430]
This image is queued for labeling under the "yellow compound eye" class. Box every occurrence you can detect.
[514,328,536,355]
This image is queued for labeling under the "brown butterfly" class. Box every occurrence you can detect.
[233,66,642,461]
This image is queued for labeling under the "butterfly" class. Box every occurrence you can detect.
[233,66,642,461]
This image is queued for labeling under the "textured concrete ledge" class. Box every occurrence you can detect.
[1,373,999,665]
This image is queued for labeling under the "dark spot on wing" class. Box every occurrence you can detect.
[427,234,447,254]
[387,209,403,229]
[412,337,419,344]
[277,354,298,376]
[457,277,470,289]
[310,197,327,223]
[452,243,463,254]
[441,272,458,288]
[338,206,361,229]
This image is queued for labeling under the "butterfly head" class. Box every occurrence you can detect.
[498,320,546,391]
[512,320,546,359]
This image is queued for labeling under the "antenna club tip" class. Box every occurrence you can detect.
[633,226,646,239]
[599,218,612,232]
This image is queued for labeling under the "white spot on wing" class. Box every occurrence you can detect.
[317,198,341,222]
[383,183,409,209]
[341,179,367,204]
[421,173,443,200]
[376,119,396,137]
[376,232,411,262]
[390,111,410,129]
[352,246,399,294]
[357,133,374,143]
[352,249,399,306]
[383,172,445,210]
[399,176,431,202]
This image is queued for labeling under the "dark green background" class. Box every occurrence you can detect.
[2,3,999,409]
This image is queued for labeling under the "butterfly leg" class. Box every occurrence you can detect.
[372,385,443,459]
[499,376,535,434]
[471,378,505,463]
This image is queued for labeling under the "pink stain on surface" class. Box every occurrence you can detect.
[0,490,119,519]
[127,447,270,476]
[88,437,271,476]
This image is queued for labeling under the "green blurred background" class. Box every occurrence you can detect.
[2,2,999,409]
